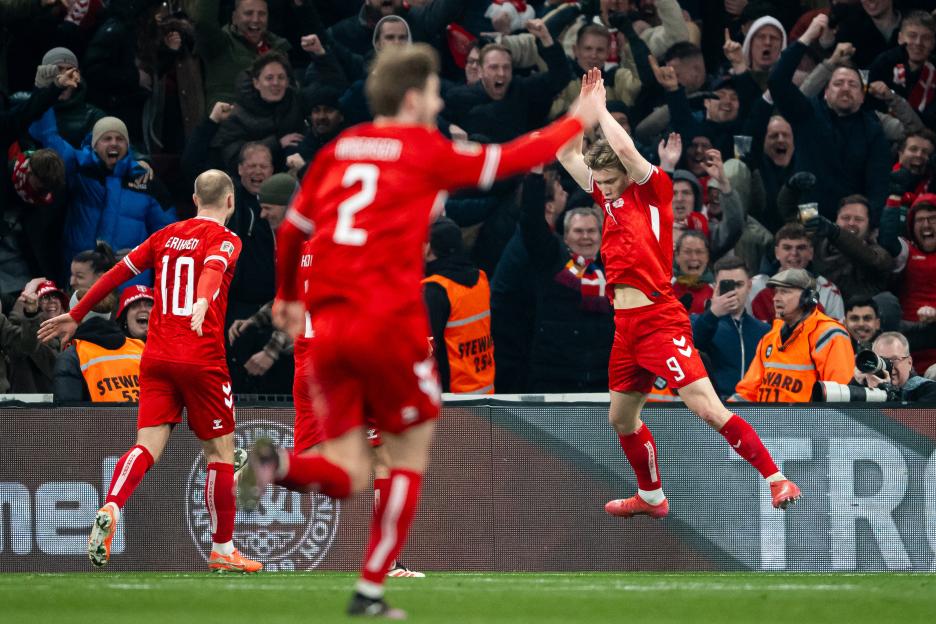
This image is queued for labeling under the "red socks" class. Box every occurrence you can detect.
[373,477,390,515]
[277,452,352,499]
[719,414,780,478]
[206,462,235,543]
[105,445,154,508]
[360,469,422,585]
[618,424,662,491]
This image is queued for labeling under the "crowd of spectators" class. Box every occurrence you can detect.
[1,0,936,403]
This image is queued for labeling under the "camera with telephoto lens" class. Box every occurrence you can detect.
[812,350,900,402]
[855,349,892,376]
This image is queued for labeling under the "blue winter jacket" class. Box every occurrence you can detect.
[691,309,770,398]
[29,109,176,284]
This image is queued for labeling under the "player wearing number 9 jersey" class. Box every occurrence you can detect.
[38,170,262,574]
[556,69,801,521]
[236,44,606,619]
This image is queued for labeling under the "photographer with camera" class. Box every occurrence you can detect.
[733,268,854,402]
[849,332,936,402]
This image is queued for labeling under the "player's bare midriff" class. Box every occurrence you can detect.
[612,284,653,309]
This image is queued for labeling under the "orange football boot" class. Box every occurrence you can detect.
[604,495,669,519]
[88,503,119,567]
[770,479,802,510]
[208,549,263,573]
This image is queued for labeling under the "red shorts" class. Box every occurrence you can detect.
[305,309,441,440]
[137,357,235,440]
[609,299,708,394]
[293,338,326,452]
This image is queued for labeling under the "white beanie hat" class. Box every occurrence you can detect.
[742,16,787,69]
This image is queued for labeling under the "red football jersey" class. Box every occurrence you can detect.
[122,216,242,364]
[589,165,675,303]
[277,118,583,319]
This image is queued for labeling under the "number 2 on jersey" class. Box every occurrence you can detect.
[333,163,379,246]
[161,255,195,316]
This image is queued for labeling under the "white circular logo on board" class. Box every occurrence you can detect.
[185,418,340,571]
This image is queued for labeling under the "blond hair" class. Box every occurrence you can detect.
[583,140,626,173]
[366,43,439,117]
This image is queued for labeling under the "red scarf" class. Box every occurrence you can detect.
[10,148,53,206]
[893,61,936,113]
[555,254,610,313]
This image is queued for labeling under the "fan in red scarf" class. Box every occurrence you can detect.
[8,144,64,206]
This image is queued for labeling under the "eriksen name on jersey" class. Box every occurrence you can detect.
[164,236,200,251]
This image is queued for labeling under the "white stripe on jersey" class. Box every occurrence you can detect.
[635,165,655,186]
[123,255,141,275]
[478,144,501,191]
[286,209,315,234]
[204,254,229,271]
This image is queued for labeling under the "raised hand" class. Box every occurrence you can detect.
[209,101,234,124]
[657,132,682,170]
[799,13,828,46]
[829,42,855,66]
[723,28,746,72]
[55,67,80,89]
[301,34,326,56]
[649,55,678,91]
[526,18,553,46]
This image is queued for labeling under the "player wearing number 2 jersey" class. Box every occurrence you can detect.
[39,170,262,574]
[557,69,801,520]
[236,44,605,618]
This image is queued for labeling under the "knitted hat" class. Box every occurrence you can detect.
[36,280,69,310]
[91,117,129,148]
[302,85,343,112]
[429,217,463,258]
[117,285,154,318]
[41,47,79,68]
[259,173,298,206]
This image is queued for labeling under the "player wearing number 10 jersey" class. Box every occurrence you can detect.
[237,44,605,618]
[557,69,801,519]
[39,170,262,574]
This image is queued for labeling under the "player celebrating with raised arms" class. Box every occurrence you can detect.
[237,43,606,618]
[39,170,262,574]
[556,68,801,518]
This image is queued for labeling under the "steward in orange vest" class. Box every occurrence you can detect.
[733,269,854,402]
[423,218,494,394]
[54,302,144,402]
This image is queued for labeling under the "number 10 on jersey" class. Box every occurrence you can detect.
[161,255,195,316]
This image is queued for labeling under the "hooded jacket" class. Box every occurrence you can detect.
[54,316,135,402]
[29,108,177,283]
[671,169,710,237]
[742,16,787,90]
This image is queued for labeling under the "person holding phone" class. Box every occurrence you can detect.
[690,256,770,398]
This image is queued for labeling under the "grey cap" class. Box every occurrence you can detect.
[259,173,299,206]
[42,47,79,68]
[766,268,814,290]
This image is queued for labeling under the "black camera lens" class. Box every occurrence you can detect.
[856,349,892,375]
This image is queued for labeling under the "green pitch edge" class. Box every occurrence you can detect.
[1,571,934,624]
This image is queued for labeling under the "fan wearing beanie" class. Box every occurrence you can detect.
[28,104,177,287]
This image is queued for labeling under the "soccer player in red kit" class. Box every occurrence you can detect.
[237,44,604,617]
[39,170,262,573]
[557,68,801,518]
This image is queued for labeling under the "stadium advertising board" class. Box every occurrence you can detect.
[1,403,934,572]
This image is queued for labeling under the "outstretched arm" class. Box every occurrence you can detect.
[598,108,651,183]
[556,68,603,190]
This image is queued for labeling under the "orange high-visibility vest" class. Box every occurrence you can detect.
[422,271,495,394]
[74,338,145,403]
[732,308,854,403]
[646,377,683,403]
